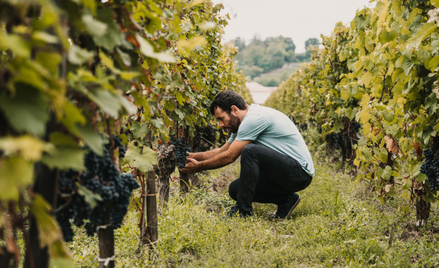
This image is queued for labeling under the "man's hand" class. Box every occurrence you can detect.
[180,140,250,173]
[180,158,200,174]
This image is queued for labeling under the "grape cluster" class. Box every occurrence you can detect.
[171,135,191,169]
[325,122,361,150]
[155,143,176,175]
[192,125,217,152]
[55,136,140,241]
[420,137,439,191]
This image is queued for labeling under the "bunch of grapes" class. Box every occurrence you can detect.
[171,135,191,169]
[420,137,439,191]
[55,136,140,241]
[325,133,341,149]
[325,121,361,150]
[192,125,216,152]
[155,143,176,175]
[346,122,361,144]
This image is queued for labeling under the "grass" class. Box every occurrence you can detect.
[63,151,439,267]
[47,126,439,267]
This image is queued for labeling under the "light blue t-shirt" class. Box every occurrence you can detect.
[228,104,315,177]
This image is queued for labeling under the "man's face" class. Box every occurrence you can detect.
[214,107,241,133]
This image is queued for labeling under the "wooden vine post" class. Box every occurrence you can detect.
[143,170,158,257]
[98,207,115,268]
[97,122,116,268]
[23,163,58,268]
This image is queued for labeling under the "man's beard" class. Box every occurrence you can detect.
[229,113,241,133]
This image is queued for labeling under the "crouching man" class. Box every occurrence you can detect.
[180,90,314,218]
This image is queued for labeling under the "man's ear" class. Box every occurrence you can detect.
[231,105,238,115]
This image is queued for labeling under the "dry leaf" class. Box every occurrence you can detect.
[384,135,399,155]
[125,33,140,47]
[413,142,423,158]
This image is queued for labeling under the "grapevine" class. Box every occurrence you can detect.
[154,142,177,204]
[264,0,439,224]
[0,0,250,265]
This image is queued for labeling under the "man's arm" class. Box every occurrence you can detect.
[180,140,251,174]
[188,142,231,161]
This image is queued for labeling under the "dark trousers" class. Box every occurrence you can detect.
[229,144,312,214]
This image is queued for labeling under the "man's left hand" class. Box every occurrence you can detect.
[180,158,201,174]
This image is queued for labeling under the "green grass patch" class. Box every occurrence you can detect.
[64,157,439,267]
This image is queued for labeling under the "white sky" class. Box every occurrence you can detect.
[211,0,374,53]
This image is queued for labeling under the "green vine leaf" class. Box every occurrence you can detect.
[74,123,104,156]
[86,89,122,118]
[0,84,50,137]
[0,33,30,57]
[406,22,436,49]
[137,34,175,63]
[68,45,94,65]
[82,14,107,36]
[41,146,86,171]
[0,157,34,201]
[30,194,63,247]
[383,111,395,122]
[76,183,102,209]
[0,136,49,161]
[124,143,158,173]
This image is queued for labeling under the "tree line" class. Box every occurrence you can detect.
[230,36,320,80]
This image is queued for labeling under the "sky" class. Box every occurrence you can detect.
[210,0,374,53]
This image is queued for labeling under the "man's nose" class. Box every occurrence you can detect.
[219,121,224,128]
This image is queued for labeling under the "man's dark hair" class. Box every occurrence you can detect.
[210,90,247,115]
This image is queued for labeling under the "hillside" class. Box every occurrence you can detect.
[254,62,307,87]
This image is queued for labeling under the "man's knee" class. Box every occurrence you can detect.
[241,143,257,157]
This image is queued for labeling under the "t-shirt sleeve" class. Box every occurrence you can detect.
[236,114,268,141]
[228,133,237,144]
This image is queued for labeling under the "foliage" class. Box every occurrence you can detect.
[0,0,249,265]
[305,37,321,57]
[265,0,439,223]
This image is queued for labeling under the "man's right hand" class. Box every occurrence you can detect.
[185,142,231,162]
[180,158,200,174]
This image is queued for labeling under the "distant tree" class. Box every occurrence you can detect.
[242,44,265,67]
[239,65,264,79]
[305,38,321,57]
[235,35,297,73]
[251,33,262,46]
[284,37,296,52]
[295,53,308,62]
[248,66,264,78]
[264,42,288,70]
[233,37,246,51]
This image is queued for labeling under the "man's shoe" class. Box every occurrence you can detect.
[272,193,301,220]
[223,206,253,219]
[226,205,239,217]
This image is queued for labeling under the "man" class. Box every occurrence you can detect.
[181,90,314,218]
